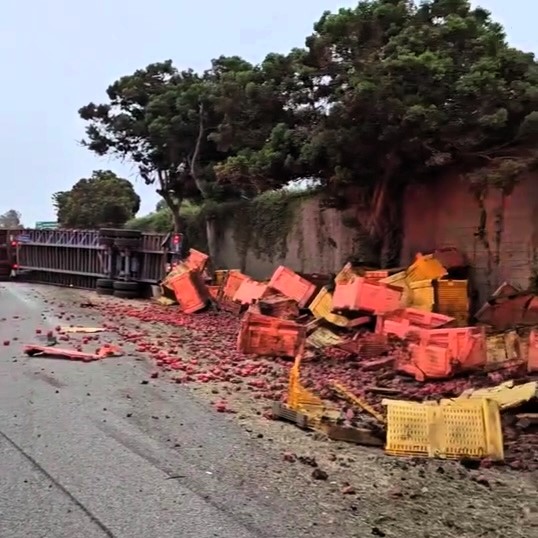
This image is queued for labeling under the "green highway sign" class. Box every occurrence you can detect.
[35,221,58,230]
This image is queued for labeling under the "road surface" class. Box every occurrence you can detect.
[2,283,537,538]
[0,283,342,538]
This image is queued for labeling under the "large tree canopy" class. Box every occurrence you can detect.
[53,170,140,229]
[78,56,295,230]
[216,0,538,260]
[79,0,538,262]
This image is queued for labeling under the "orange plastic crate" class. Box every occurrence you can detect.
[364,270,390,282]
[232,278,269,305]
[400,330,486,381]
[410,342,454,380]
[207,285,222,301]
[378,318,422,339]
[268,266,316,308]
[167,270,209,314]
[461,333,487,370]
[237,312,306,357]
[424,326,477,355]
[333,276,402,314]
[184,249,209,272]
[222,271,248,301]
[400,308,454,328]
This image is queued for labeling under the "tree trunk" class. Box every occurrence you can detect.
[189,103,209,198]
[157,171,183,233]
[363,153,403,268]
[171,208,181,233]
[189,102,219,262]
[379,193,404,268]
[206,218,219,270]
[161,192,182,233]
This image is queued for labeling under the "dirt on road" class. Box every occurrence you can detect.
[5,283,538,538]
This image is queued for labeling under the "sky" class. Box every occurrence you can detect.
[0,0,535,226]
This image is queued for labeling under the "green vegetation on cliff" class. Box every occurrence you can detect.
[127,189,315,263]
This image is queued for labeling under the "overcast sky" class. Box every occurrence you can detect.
[0,0,533,225]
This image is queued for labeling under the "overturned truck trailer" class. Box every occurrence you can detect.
[9,227,180,294]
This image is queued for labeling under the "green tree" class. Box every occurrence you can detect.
[79,61,225,232]
[78,55,298,228]
[0,209,22,228]
[53,170,140,229]
[217,0,538,264]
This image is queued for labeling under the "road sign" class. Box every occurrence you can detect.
[170,233,183,253]
[35,221,58,230]
[16,234,30,243]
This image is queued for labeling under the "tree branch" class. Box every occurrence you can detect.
[189,102,208,197]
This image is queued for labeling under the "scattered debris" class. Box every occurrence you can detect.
[95,247,538,469]
[23,343,122,362]
[311,468,328,480]
[331,382,386,425]
[59,326,106,334]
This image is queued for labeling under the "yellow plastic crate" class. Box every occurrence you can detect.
[309,287,353,328]
[436,279,469,325]
[380,270,407,287]
[384,398,503,461]
[307,327,343,349]
[288,355,325,417]
[406,254,447,283]
[214,269,240,286]
[379,271,411,307]
[408,279,435,311]
[485,331,521,369]
[455,380,537,411]
[383,399,433,456]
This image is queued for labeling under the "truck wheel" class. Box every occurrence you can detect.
[113,281,140,292]
[96,278,114,289]
[0,264,11,280]
[113,289,140,299]
[96,287,114,296]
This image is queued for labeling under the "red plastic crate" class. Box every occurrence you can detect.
[184,249,209,272]
[233,278,269,305]
[333,276,402,314]
[237,312,306,357]
[268,266,316,308]
[222,271,248,301]
[167,270,209,314]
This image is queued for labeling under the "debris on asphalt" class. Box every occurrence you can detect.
[23,343,122,362]
[59,326,106,333]
[84,247,538,470]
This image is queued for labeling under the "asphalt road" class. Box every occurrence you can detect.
[0,283,343,538]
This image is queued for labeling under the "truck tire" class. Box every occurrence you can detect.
[96,278,114,289]
[0,263,11,281]
[113,281,140,292]
[96,287,114,296]
[113,289,140,299]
